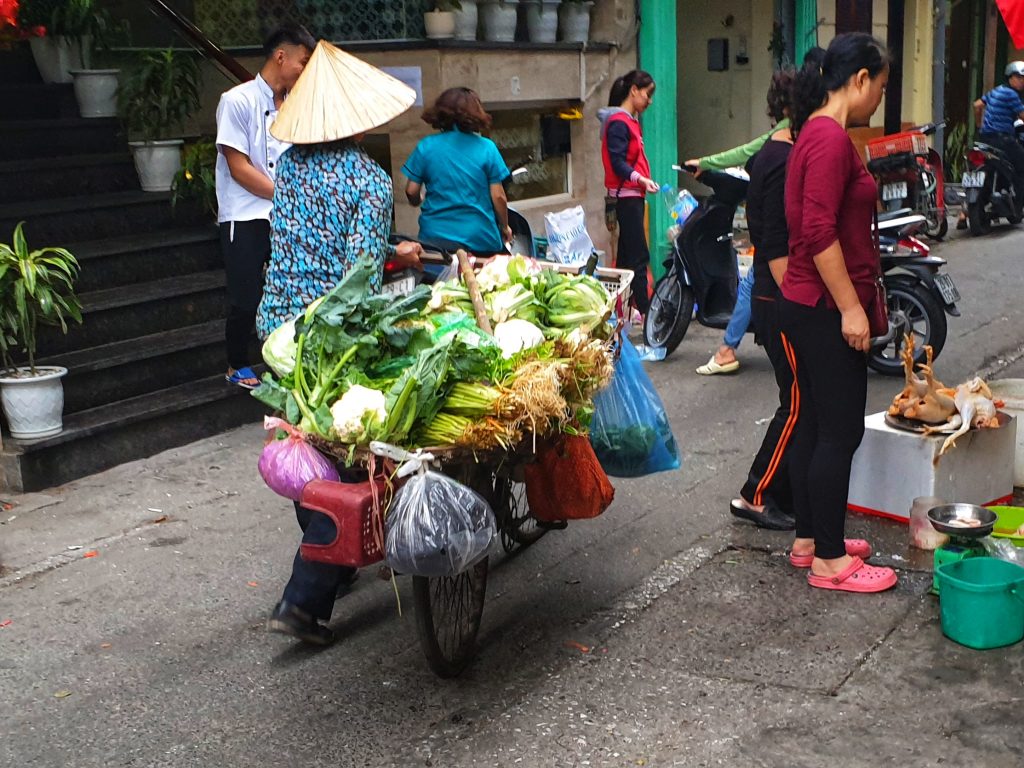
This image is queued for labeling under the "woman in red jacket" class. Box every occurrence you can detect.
[599,70,661,318]
[781,34,897,593]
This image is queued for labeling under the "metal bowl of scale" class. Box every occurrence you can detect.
[927,504,997,538]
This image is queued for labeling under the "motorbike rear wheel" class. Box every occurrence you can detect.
[968,196,993,236]
[643,268,694,357]
[868,277,947,376]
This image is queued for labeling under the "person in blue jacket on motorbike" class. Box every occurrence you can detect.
[973,61,1024,201]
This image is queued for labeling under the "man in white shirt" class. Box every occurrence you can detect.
[216,24,316,388]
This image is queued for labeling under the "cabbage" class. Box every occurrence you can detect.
[262,319,298,378]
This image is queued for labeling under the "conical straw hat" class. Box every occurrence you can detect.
[271,41,416,144]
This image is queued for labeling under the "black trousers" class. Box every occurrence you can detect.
[615,197,651,315]
[779,299,867,560]
[739,297,795,511]
[281,501,358,622]
[221,219,271,370]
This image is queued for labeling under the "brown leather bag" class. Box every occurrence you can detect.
[524,434,615,522]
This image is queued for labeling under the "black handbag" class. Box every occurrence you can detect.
[867,211,889,338]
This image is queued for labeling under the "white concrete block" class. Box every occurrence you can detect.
[848,411,1016,522]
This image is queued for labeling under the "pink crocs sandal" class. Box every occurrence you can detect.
[789,539,872,568]
[806,557,897,593]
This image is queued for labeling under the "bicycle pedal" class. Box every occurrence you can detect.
[535,520,568,531]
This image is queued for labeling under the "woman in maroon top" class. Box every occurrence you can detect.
[781,35,897,594]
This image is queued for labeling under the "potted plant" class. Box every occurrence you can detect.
[480,0,518,43]
[424,2,457,39]
[18,0,80,83]
[524,0,558,42]
[171,139,218,218]
[62,0,127,118]
[0,222,82,440]
[452,0,478,40]
[559,0,593,43]
[1,1,47,53]
[118,48,202,192]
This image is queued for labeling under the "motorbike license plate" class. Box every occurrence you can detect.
[382,275,416,297]
[934,273,961,305]
[962,171,986,188]
[881,181,908,202]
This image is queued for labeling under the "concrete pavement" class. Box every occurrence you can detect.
[1,224,1023,767]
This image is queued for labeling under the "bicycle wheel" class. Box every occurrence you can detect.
[411,463,492,678]
[494,474,547,553]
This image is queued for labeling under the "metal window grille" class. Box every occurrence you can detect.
[193,0,429,48]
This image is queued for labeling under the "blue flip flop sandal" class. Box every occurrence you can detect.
[226,366,259,389]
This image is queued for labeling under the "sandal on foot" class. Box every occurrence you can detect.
[696,355,740,375]
[789,539,872,568]
[807,557,897,593]
[226,366,259,389]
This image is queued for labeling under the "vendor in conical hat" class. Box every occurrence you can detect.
[259,41,423,646]
[256,40,423,343]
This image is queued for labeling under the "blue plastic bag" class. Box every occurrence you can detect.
[589,337,681,477]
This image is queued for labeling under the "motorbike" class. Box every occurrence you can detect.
[643,166,749,356]
[962,119,1024,235]
[866,122,947,239]
[869,210,961,376]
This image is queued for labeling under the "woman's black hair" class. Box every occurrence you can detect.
[791,33,889,136]
[766,67,796,123]
[608,70,655,107]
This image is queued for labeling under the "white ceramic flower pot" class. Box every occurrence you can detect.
[70,69,120,118]
[0,366,67,440]
[559,1,593,43]
[129,140,184,192]
[480,0,519,43]
[29,36,84,84]
[454,0,479,40]
[424,10,456,39]
[525,1,559,43]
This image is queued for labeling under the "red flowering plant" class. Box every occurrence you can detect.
[0,0,46,47]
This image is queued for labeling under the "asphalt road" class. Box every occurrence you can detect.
[1,223,1023,767]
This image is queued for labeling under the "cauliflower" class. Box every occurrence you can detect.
[329,385,388,443]
[493,319,545,358]
[476,255,513,292]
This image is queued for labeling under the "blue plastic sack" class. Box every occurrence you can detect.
[589,337,681,477]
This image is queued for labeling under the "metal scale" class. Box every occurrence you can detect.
[927,504,997,594]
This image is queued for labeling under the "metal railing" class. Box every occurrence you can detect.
[145,0,253,83]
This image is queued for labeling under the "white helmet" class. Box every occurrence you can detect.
[1005,61,1024,78]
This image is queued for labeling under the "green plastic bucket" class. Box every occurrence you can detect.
[937,557,1024,649]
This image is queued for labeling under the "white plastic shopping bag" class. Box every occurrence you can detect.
[544,205,595,265]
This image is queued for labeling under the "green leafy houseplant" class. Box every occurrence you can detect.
[118,48,201,142]
[171,139,218,216]
[945,123,969,183]
[0,222,82,376]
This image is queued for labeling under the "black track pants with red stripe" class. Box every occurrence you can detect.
[740,296,795,511]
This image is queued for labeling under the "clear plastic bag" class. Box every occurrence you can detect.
[589,336,681,477]
[981,536,1024,566]
[258,416,340,500]
[385,470,496,578]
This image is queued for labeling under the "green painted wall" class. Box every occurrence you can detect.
[638,0,678,279]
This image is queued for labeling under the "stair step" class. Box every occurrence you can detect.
[37,320,238,414]
[70,226,221,292]
[0,83,79,120]
[36,271,228,356]
[0,190,205,244]
[0,152,139,204]
[0,375,267,492]
[0,117,123,160]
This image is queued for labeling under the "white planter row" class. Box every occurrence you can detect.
[425,0,592,43]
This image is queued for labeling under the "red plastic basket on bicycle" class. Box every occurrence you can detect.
[865,131,929,161]
[299,477,390,567]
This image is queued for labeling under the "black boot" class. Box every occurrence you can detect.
[268,600,335,646]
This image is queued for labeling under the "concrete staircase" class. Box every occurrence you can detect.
[0,59,264,492]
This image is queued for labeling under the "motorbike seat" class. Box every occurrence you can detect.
[876,208,914,222]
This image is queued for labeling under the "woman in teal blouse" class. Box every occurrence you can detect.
[403,88,512,256]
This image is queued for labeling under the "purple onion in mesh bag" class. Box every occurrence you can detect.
[258,416,339,500]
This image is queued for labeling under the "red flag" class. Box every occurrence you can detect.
[997,0,1024,49]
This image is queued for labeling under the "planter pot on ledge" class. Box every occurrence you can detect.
[70,69,120,118]
[454,0,479,40]
[0,366,67,440]
[29,36,84,84]
[424,10,456,39]
[559,1,593,43]
[480,0,519,43]
[525,0,559,43]
[129,139,184,192]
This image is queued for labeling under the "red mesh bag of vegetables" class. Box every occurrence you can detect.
[524,434,614,521]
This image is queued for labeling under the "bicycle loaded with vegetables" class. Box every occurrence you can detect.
[780,34,898,593]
